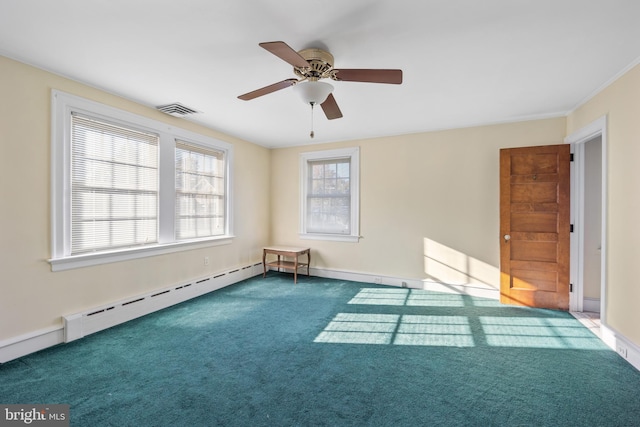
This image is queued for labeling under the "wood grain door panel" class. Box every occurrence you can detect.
[510,241,558,262]
[510,182,559,203]
[511,212,558,232]
[510,269,558,291]
[510,153,559,174]
[500,144,570,310]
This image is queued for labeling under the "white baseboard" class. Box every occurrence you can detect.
[420,280,500,300]
[309,266,425,289]
[601,323,640,372]
[0,326,64,364]
[0,263,263,364]
[309,267,500,300]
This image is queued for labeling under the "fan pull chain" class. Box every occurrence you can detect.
[310,102,315,139]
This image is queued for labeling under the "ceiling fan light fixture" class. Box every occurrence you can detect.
[293,80,334,105]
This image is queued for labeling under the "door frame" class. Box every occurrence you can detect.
[565,115,608,317]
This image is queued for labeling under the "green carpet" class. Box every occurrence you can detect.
[1,273,639,426]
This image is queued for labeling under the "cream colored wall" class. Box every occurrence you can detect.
[567,63,640,346]
[0,56,271,341]
[270,118,566,288]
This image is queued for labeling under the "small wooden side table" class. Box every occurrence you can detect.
[263,246,311,284]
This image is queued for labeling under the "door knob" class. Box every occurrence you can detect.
[504,234,511,241]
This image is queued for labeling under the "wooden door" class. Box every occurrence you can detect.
[500,144,570,310]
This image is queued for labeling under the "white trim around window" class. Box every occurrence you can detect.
[50,90,234,271]
[299,147,360,242]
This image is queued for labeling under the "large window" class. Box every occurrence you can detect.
[299,147,360,242]
[51,91,233,271]
[70,114,160,254]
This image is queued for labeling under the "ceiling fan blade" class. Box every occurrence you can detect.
[259,41,310,69]
[320,93,343,120]
[333,69,403,84]
[238,79,298,101]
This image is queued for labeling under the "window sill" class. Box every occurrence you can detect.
[49,236,234,272]
[299,233,360,243]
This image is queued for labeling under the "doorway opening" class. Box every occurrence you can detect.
[566,116,607,324]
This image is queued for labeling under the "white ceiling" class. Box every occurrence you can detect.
[2,0,640,148]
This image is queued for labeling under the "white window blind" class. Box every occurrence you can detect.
[71,114,159,254]
[175,140,226,240]
[306,158,351,234]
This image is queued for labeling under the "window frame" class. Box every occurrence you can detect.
[50,90,234,271]
[299,147,360,242]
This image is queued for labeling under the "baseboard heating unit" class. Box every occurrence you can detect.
[63,263,262,343]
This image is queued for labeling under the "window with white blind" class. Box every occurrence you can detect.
[51,91,233,271]
[299,147,360,242]
[71,114,159,254]
[175,141,226,240]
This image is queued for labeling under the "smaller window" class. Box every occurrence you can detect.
[300,147,360,242]
[175,140,226,240]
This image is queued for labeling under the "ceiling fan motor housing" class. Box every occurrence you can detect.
[294,48,336,81]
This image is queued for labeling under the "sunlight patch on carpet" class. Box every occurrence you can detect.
[395,315,474,346]
[347,288,409,305]
[348,288,466,307]
[406,293,465,307]
[314,313,475,347]
[479,316,606,350]
[314,313,398,344]
[315,311,608,350]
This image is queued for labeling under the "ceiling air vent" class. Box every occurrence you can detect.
[155,102,200,117]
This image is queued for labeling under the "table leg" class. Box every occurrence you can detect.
[294,255,298,284]
[262,249,266,278]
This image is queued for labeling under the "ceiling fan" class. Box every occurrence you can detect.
[238,41,403,127]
